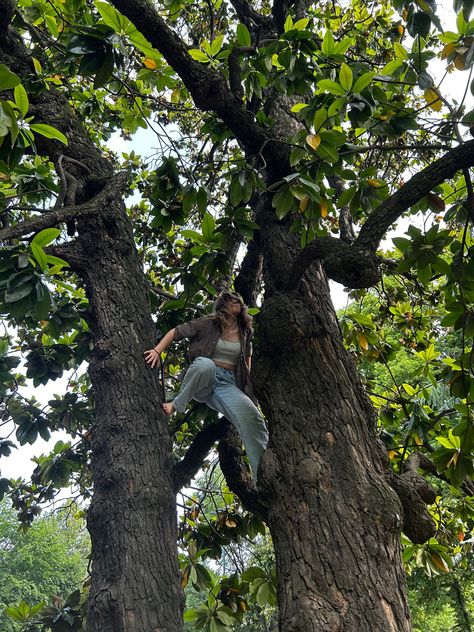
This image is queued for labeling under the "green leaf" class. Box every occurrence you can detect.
[14,84,29,117]
[321,30,334,55]
[189,49,210,63]
[32,228,61,247]
[236,23,251,47]
[31,242,48,271]
[210,35,224,57]
[0,64,21,91]
[313,108,328,131]
[4,282,34,303]
[272,188,294,219]
[95,0,130,33]
[30,124,68,145]
[317,79,346,96]
[352,72,375,93]
[293,18,310,30]
[201,212,216,242]
[339,63,353,91]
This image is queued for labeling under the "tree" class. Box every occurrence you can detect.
[0,500,89,632]
[0,0,473,630]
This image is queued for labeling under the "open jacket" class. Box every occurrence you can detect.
[174,317,257,403]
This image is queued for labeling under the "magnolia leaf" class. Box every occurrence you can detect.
[424,88,442,111]
[0,64,21,91]
[32,228,61,247]
[339,63,353,91]
[30,124,68,145]
[236,23,251,47]
[320,199,328,218]
[14,84,29,117]
[305,134,321,150]
[188,49,210,63]
[143,58,158,69]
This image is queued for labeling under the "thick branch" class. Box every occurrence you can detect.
[218,421,268,519]
[234,238,263,307]
[272,0,289,33]
[109,0,289,174]
[228,0,272,29]
[172,420,227,493]
[285,237,380,290]
[387,471,436,544]
[356,139,474,251]
[327,174,355,244]
[418,452,474,497]
[0,172,127,243]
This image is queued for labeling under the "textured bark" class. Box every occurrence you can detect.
[252,194,411,631]
[80,201,183,632]
[0,14,184,627]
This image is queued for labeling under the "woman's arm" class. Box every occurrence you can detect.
[246,356,251,371]
[144,328,175,369]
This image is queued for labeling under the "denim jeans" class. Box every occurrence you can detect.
[173,357,268,477]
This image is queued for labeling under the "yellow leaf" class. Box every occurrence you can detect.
[414,435,423,446]
[397,25,404,36]
[357,332,369,350]
[320,199,328,218]
[454,54,466,70]
[424,88,442,112]
[144,58,158,69]
[305,134,321,150]
[388,450,396,460]
[32,57,42,75]
[426,192,445,213]
[0,172,9,180]
[367,178,385,188]
[457,530,465,542]
[430,552,449,573]
[441,42,456,59]
[299,195,310,212]
[181,565,190,589]
[447,450,460,468]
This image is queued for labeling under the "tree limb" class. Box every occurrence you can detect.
[109,0,289,174]
[284,237,381,290]
[356,139,474,251]
[386,471,436,544]
[218,421,268,520]
[172,420,227,493]
[234,238,263,307]
[228,0,272,29]
[0,172,128,243]
[417,452,474,497]
[272,0,289,33]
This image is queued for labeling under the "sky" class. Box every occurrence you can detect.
[1,2,472,482]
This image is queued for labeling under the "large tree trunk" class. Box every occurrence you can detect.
[253,195,411,632]
[81,203,184,632]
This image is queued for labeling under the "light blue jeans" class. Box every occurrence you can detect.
[173,357,268,477]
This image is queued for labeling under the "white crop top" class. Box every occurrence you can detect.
[211,338,241,366]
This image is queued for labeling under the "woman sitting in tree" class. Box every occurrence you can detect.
[144,291,268,478]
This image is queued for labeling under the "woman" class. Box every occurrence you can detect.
[144,291,268,478]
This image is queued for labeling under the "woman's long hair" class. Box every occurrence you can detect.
[213,291,252,333]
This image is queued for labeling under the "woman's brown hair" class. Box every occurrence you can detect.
[213,291,252,333]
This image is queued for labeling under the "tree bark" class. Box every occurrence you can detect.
[81,203,184,632]
[253,194,411,631]
[0,11,184,622]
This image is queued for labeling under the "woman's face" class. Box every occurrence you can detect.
[227,297,242,317]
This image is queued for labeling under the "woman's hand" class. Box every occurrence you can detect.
[144,348,161,369]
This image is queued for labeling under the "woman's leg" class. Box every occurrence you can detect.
[206,367,268,478]
[171,357,216,413]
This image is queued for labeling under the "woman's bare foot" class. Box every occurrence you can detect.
[162,402,175,415]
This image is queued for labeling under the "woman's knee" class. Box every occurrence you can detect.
[191,356,216,376]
